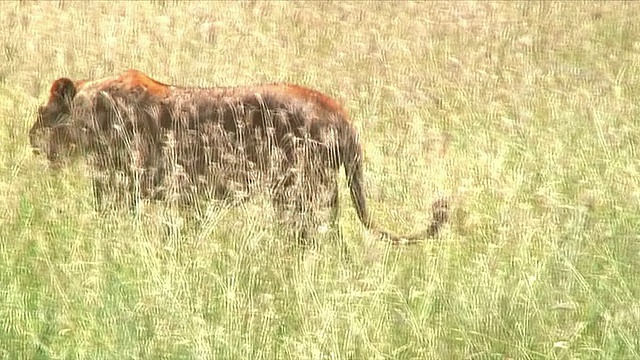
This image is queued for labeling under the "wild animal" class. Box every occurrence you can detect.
[29,69,450,244]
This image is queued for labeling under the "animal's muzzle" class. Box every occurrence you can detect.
[29,126,45,156]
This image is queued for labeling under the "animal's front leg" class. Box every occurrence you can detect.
[92,177,105,212]
[127,169,144,214]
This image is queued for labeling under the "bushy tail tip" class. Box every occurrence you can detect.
[380,196,451,245]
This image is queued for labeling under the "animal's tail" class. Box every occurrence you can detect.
[341,130,450,245]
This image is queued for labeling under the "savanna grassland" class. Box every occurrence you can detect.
[1,1,640,359]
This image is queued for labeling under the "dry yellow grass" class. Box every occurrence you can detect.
[1,1,640,358]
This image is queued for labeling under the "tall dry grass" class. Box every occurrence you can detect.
[1,1,640,358]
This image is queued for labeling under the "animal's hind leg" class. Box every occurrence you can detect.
[294,162,335,247]
[270,181,300,240]
[292,195,316,247]
[270,174,315,246]
[329,176,340,229]
[92,178,105,212]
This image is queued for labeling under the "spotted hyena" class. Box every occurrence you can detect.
[29,69,449,244]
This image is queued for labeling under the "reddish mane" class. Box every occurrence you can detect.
[116,69,172,98]
[274,83,349,119]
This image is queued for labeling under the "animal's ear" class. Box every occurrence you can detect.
[48,77,77,103]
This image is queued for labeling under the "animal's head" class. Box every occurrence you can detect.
[29,77,79,155]
[42,124,87,167]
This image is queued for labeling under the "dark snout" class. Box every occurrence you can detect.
[29,130,44,156]
[28,121,44,156]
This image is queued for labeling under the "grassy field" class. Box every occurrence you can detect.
[1,1,640,358]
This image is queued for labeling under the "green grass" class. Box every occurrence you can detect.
[1,1,640,358]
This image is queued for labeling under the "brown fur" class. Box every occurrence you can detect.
[29,69,450,244]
